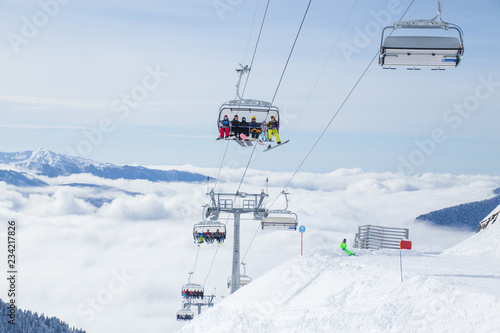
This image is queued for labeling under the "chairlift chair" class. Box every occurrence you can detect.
[227,275,253,288]
[218,64,280,141]
[176,308,194,321]
[261,191,298,230]
[181,282,204,299]
[227,262,253,288]
[379,0,464,69]
[261,213,298,230]
[219,100,279,137]
[181,272,204,299]
[192,221,226,245]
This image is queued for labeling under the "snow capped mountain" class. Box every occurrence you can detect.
[416,187,500,231]
[181,211,500,333]
[0,148,208,182]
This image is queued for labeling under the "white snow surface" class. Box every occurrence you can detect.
[443,204,500,258]
[181,219,500,333]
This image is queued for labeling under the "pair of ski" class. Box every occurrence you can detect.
[240,133,289,151]
[217,134,289,151]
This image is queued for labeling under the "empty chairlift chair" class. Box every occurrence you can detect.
[261,191,298,230]
[379,0,464,70]
[261,211,298,230]
[227,262,253,289]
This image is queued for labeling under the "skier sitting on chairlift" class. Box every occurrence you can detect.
[231,115,241,138]
[267,116,281,145]
[218,115,230,139]
[240,117,250,137]
[261,121,268,140]
[250,116,261,139]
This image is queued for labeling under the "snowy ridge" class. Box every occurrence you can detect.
[0,169,48,187]
[181,245,500,333]
[416,188,500,231]
[0,148,110,169]
[443,204,500,258]
[0,148,208,182]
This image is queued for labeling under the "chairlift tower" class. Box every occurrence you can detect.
[206,189,267,294]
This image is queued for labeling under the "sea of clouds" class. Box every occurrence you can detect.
[0,166,499,332]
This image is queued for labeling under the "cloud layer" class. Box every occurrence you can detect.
[0,167,499,332]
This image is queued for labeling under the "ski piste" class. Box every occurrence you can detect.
[264,140,290,152]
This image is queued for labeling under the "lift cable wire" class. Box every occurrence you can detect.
[268,0,313,112]
[271,0,359,171]
[213,0,269,193]
[212,139,230,191]
[232,0,315,273]
[235,0,314,194]
[203,243,221,286]
[242,0,262,65]
[241,0,359,259]
[204,1,314,296]
[241,221,262,263]
[267,0,416,209]
[241,0,271,100]
[192,245,201,279]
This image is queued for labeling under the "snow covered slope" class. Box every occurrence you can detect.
[443,204,500,258]
[181,240,500,332]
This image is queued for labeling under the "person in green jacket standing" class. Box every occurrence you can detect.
[340,239,355,256]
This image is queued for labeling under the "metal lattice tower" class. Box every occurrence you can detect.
[206,189,267,294]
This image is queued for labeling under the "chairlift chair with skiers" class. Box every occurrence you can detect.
[192,221,226,245]
[181,272,204,299]
[379,0,464,70]
[217,64,281,145]
[176,308,194,321]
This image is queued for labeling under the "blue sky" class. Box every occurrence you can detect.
[0,0,499,174]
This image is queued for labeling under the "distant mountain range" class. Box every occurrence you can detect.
[416,187,500,231]
[0,148,208,184]
[0,169,48,187]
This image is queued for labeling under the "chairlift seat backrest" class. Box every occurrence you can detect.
[261,216,297,230]
[227,275,252,288]
[219,99,280,129]
[381,36,462,68]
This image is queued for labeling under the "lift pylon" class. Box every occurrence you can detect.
[205,189,267,294]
